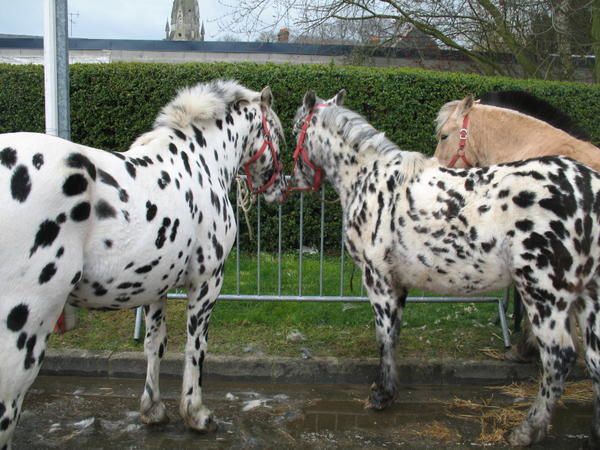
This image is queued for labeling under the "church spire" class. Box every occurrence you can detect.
[167,0,201,41]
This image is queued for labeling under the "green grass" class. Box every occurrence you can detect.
[49,252,509,360]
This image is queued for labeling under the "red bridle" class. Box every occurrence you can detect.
[447,114,472,168]
[243,106,283,194]
[287,104,328,193]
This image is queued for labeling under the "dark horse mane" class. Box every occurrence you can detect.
[478,90,590,141]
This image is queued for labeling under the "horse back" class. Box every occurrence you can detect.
[0,132,208,308]
[344,155,600,295]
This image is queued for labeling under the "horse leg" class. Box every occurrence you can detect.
[506,313,540,363]
[363,265,406,410]
[179,275,221,432]
[509,307,579,365]
[574,292,600,446]
[0,295,67,449]
[139,299,169,425]
[513,287,522,332]
[507,291,577,446]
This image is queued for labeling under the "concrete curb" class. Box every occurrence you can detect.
[40,349,588,385]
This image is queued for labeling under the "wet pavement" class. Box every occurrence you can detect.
[13,376,594,449]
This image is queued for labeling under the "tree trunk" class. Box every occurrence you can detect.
[553,0,574,80]
[593,0,600,82]
[477,0,540,77]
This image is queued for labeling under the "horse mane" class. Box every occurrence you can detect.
[321,106,398,156]
[154,79,261,129]
[478,90,591,141]
[434,100,460,136]
[320,105,428,180]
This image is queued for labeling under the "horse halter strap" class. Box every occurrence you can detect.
[243,105,283,194]
[448,114,472,168]
[288,104,328,193]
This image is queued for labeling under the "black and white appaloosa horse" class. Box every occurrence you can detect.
[292,90,600,446]
[0,80,286,447]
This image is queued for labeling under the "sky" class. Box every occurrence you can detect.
[0,0,246,41]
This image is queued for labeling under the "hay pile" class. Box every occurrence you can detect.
[443,380,592,444]
[411,420,460,442]
[479,347,506,360]
[492,380,593,403]
[445,396,527,444]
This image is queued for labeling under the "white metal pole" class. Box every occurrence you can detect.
[43,0,58,136]
[44,0,77,331]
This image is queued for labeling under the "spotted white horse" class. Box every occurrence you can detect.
[291,90,600,446]
[0,80,286,448]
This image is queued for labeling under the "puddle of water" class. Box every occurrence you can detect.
[12,376,595,449]
[300,400,448,431]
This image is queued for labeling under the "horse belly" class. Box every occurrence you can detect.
[394,245,512,296]
[69,217,196,309]
[69,249,188,309]
[404,265,511,296]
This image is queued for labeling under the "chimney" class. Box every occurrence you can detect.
[277,27,289,43]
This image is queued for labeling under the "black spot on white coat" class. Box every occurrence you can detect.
[11,165,32,202]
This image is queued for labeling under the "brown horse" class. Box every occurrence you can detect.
[434,93,599,170]
[434,91,600,361]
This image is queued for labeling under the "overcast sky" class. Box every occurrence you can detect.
[0,0,245,41]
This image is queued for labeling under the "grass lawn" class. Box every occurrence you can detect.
[50,252,510,360]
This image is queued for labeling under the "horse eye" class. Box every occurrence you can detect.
[441,134,448,141]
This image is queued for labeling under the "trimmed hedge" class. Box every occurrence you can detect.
[1,62,600,251]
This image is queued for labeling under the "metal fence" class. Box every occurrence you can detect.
[134,182,512,348]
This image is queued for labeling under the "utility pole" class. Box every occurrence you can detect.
[43,0,70,139]
[69,11,79,37]
[44,0,78,331]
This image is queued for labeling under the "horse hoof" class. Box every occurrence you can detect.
[181,404,217,433]
[140,401,169,425]
[506,428,532,447]
[195,415,217,434]
[506,422,546,447]
[365,386,395,410]
[186,415,217,434]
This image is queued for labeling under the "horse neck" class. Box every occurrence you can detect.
[305,126,356,202]
[308,125,403,206]
[188,111,257,193]
[470,106,599,168]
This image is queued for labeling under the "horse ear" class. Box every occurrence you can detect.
[303,91,316,110]
[459,95,475,116]
[334,89,346,106]
[260,86,273,107]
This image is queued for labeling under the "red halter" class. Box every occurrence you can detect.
[287,104,328,193]
[243,106,283,194]
[447,114,472,168]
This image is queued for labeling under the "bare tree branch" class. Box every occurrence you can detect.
[223,0,593,80]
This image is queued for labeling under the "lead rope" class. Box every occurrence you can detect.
[236,176,255,241]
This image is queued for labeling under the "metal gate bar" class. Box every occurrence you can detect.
[134,293,511,348]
